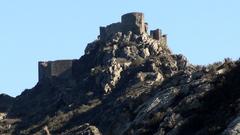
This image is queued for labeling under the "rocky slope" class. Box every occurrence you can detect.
[1,12,240,135]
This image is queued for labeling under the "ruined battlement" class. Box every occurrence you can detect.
[100,12,147,40]
[38,60,76,81]
[99,12,166,42]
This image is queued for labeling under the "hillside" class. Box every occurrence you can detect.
[1,12,240,135]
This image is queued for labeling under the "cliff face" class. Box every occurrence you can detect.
[1,12,240,135]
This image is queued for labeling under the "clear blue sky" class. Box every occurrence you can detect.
[1,0,240,97]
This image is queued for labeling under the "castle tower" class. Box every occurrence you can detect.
[121,12,146,35]
[150,29,162,40]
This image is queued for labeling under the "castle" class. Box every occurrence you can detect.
[99,12,164,41]
[38,12,167,81]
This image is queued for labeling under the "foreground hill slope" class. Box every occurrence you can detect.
[1,12,240,135]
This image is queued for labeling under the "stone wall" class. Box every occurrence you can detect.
[38,60,75,81]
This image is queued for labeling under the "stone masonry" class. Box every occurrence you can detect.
[150,29,161,40]
[38,60,75,81]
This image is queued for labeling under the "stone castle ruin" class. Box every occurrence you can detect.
[99,12,166,41]
[38,12,167,81]
[38,60,75,81]
[99,12,146,40]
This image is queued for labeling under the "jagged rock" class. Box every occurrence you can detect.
[173,54,188,70]
[123,31,132,42]
[100,58,124,93]
[43,126,51,135]
[0,113,6,120]
[140,48,150,58]
[112,32,123,43]
[136,72,163,83]
[223,117,240,135]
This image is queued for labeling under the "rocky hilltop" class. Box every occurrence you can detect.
[1,12,240,135]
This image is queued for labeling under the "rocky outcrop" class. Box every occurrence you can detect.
[84,26,171,93]
[2,12,240,135]
[0,94,14,113]
[223,117,240,135]
[61,123,102,135]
